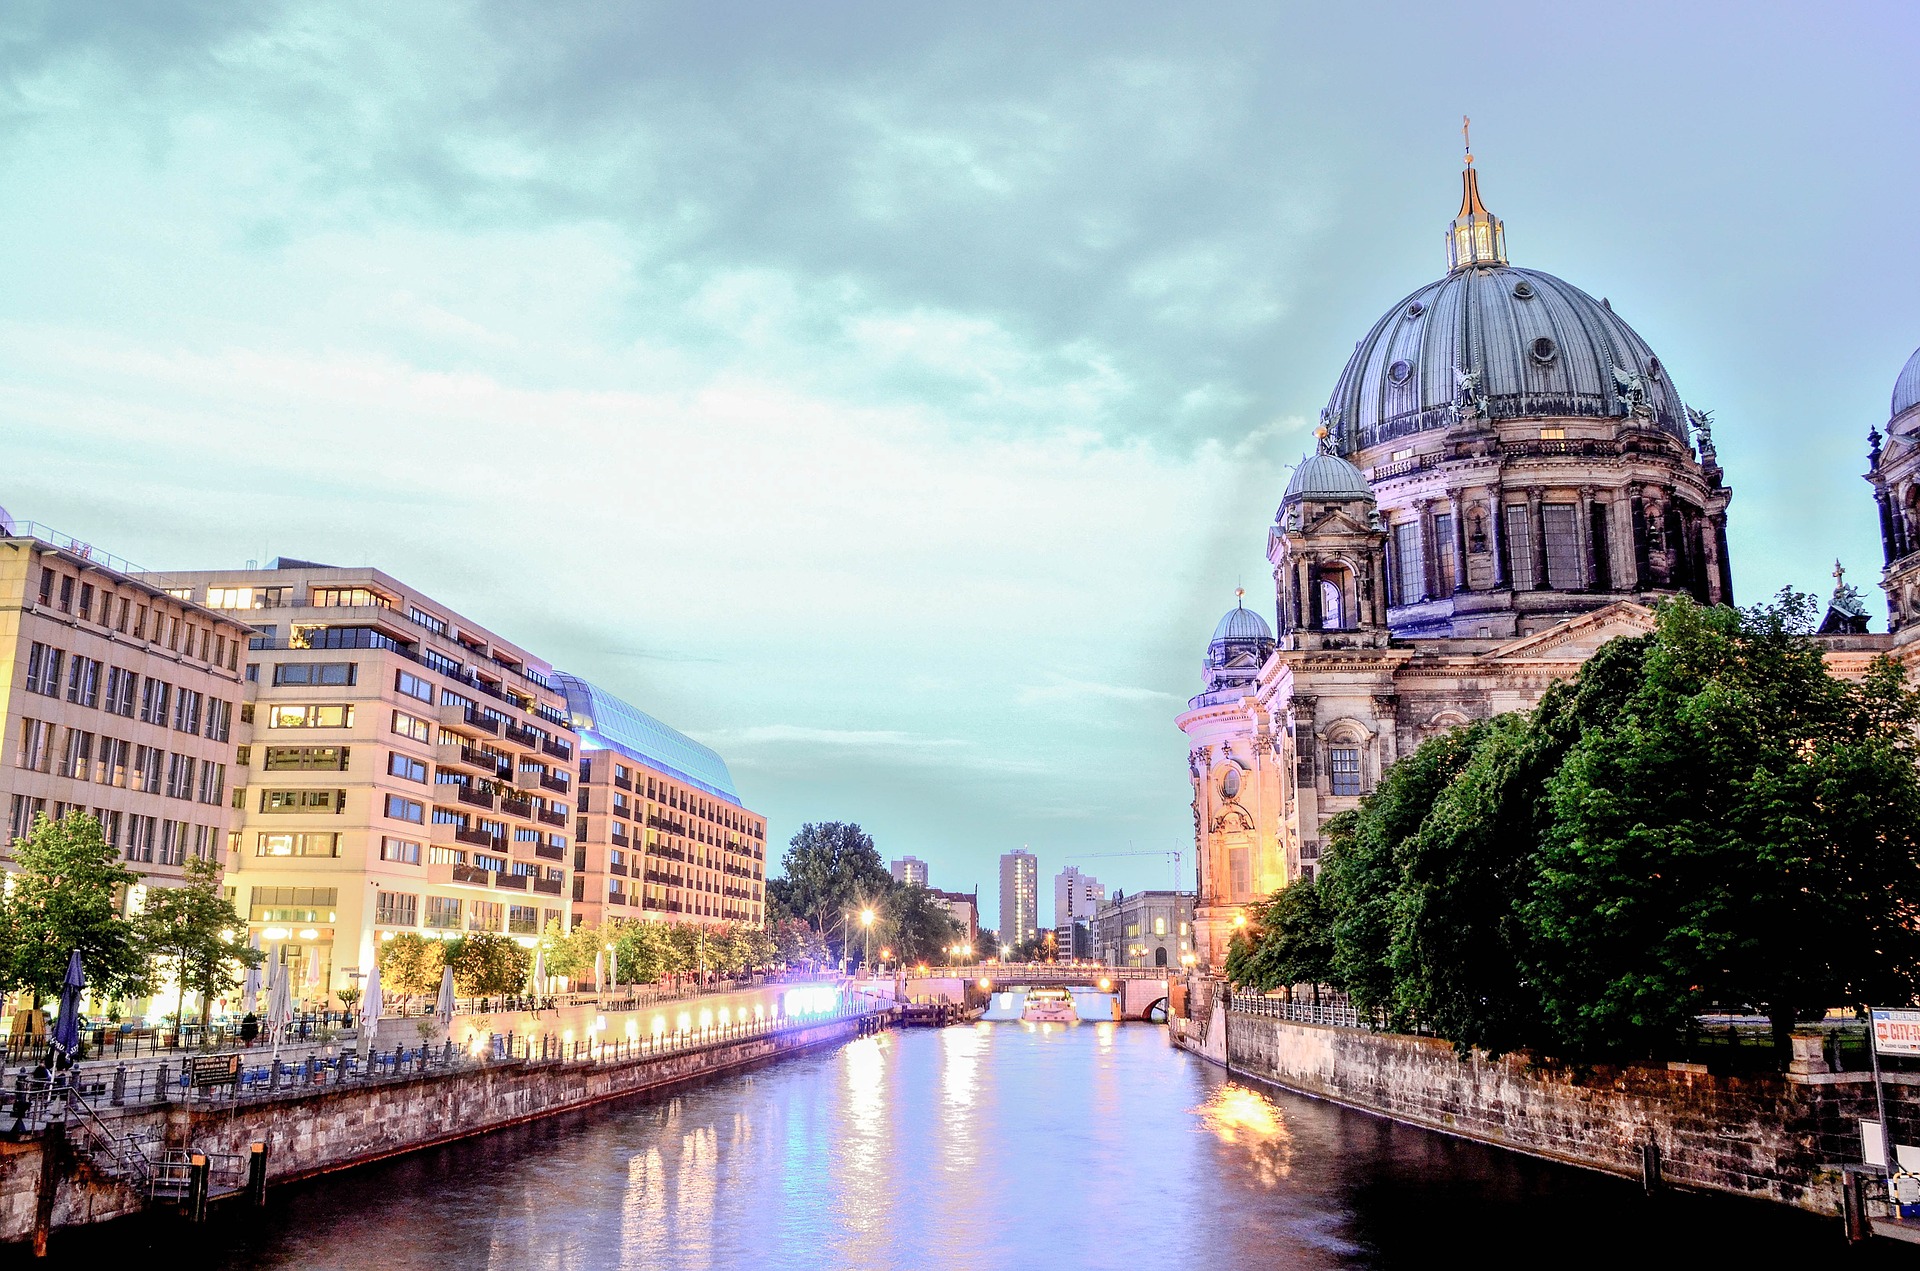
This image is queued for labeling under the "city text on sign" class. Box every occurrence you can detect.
[1871,1009,1920,1057]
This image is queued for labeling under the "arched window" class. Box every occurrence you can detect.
[1319,579,1345,630]
[1154,946,1168,968]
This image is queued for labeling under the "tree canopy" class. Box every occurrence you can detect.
[0,811,150,1005]
[136,855,263,1026]
[1227,593,1920,1062]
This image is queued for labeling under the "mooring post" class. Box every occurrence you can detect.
[247,1140,269,1207]
[32,1118,64,1258]
[1843,1167,1870,1242]
[1640,1140,1661,1193]
[111,1064,126,1107]
[187,1152,210,1223]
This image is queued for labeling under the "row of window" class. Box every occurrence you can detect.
[384,893,555,934]
[14,721,227,804]
[41,565,243,673]
[1387,502,1597,605]
[22,644,234,741]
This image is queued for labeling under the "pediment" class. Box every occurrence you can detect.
[1304,507,1377,537]
[1483,601,1657,662]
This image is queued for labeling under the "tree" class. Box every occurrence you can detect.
[136,855,263,1027]
[1224,877,1335,998]
[377,933,445,1008]
[0,811,149,1007]
[1527,592,1920,1055]
[444,931,530,997]
[881,883,960,965]
[771,917,826,970]
[611,919,666,985]
[772,823,893,960]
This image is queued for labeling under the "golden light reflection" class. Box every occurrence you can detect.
[1193,1083,1294,1187]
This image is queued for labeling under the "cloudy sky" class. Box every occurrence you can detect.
[3,2,1916,922]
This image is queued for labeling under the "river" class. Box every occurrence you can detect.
[47,1022,1904,1267]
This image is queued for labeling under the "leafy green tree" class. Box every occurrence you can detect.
[771,822,892,960]
[611,919,666,985]
[136,855,263,1027]
[0,811,149,1007]
[377,933,445,1007]
[1526,592,1920,1055]
[771,917,826,970]
[881,883,961,965]
[444,931,530,997]
[1224,877,1335,999]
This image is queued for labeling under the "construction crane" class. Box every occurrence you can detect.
[1065,848,1187,891]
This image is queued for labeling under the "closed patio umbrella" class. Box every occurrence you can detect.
[608,943,618,992]
[435,964,456,1033]
[240,936,262,1017]
[49,950,84,1068]
[358,963,382,1059]
[593,950,605,996]
[266,960,294,1062]
[529,947,546,998]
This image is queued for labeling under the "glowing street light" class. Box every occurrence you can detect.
[860,907,876,970]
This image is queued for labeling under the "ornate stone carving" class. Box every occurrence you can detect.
[1613,365,1653,418]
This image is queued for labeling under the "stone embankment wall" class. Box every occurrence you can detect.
[3,1013,863,1246]
[1174,1006,1916,1216]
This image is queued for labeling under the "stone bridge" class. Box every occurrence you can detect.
[868,966,1172,1021]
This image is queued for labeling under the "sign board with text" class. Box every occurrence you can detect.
[1871,1009,1920,1057]
[190,1053,242,1088]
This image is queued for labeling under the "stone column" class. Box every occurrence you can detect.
[1417,499,1437,601]
[1489,486,1510,588]
[1448,490,1469,593]
[1576,485,1597,591]
[1527,488,1547,592]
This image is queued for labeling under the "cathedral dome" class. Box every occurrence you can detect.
[1893,345,1920,420]
[1212,598,1274,643]
[1283,449,1374,503]
[1322,164,1686,455]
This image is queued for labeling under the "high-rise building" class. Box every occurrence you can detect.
[997,848,1037,950]
[2,521,253,913]
[557,673,766,931]
[890,856,928,886]
[155,560,579,1004]
[1052,865,1105,928]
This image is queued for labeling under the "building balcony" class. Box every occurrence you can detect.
[495,871,529,891]
[610,831,629,848]
[532,876,563,896]
[503,721,542,751]
[608,860,628,877]
[607,891,628,907]
[438,702,501,736]
[454,783,494,810]
[536,808,566,828]
[539,772,569,794]
[428,860,494,888]
[613,775,632,791]
[500,795,534,819]
[542,737,573,761]
[454,826,497,850]
[533,842,565,861]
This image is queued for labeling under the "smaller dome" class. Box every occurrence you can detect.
[1213,602,1273,643]
[1894,345,1920,420]
[1283,451,1374,504]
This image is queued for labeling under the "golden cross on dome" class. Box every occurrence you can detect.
[1834,559,1846,587]
[1462,115,1472,165]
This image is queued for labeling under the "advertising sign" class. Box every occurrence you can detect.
[190,1052,242,1088]
[1872,1009,1920,1057]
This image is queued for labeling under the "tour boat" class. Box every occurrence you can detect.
[1021,988,1077,1024]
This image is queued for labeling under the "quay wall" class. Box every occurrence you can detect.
[1173,1006,1916,1216]
[4,1013,865,1246]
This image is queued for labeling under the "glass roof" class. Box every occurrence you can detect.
[552,672,741,805]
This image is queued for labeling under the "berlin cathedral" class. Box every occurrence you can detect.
[1177,152,1920,970]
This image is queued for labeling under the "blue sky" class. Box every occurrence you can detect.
[2,2,1916,925]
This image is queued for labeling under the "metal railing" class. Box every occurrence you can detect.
[1229,995,1361,1029]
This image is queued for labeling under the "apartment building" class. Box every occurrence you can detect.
[929,887,978,948]
[558,673,765,932]
[998,849,1038,950]
[2,523,251,901]
[890,856,928,886]
[1052,865,1105,928]
[155,560,578,1002]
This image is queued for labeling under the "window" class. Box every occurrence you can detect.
[469,900,503,932]
[380,836,422,864]
[273,662,357,687]
[264,745,349,771]
[1392,522,1424,605]
[158,821,186,866]
[124,815,156,863]
[391,711,431,743]
[25,644,62,697]
[205,586,254,610]
[424,896,462,930]
[428,846,465,865]
[197,762,226,805]
[249,886,338,921]
[1318,578,1344,630]
[1153,916,1167,937]
[99,738,129,788]
[310,587,391,609]
[395,671,434,703]
[165,753,196,800]
[1542,503,1582,590]
[36,569,53,605]
[255,832,341,857]
[59,730,93,780]
[269,704,352,728]
[1505,505,1536,590]
[508,904,539,934]
[388,752,427,783]
[1433,513,1457,594]
[104,667,137,716]
[260,788,344,813]
[205,699,233,743]
[1330,747,1362,797]
[132,744,163,792]
[385,794,424,824]
[58,576,74,613]
[140,679,172,725]
[66,656,102,709]
[375,891,418,927]
[173,688,203,735]
[420,648,461,677]
[408,607,447,635]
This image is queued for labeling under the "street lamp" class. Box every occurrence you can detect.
[860,908,876,970]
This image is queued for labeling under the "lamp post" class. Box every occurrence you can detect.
[860,908,875,972]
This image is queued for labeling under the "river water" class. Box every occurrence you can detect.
[50,1022,1903,1267]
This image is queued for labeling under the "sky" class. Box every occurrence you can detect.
[2,2,1917,927]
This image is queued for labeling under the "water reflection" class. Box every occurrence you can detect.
[51,1025,1912,1269]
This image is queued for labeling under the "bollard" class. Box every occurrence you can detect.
[112,1063,126,1107]
[187,1152,210,1223]
[156,1062,170,1098]
[247,1140,269,1207]
[1640,1141,1662,1194]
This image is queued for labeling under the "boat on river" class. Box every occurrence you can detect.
[1021,988,1077,1023]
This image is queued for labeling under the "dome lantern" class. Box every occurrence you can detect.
[1445,120,1507,272]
